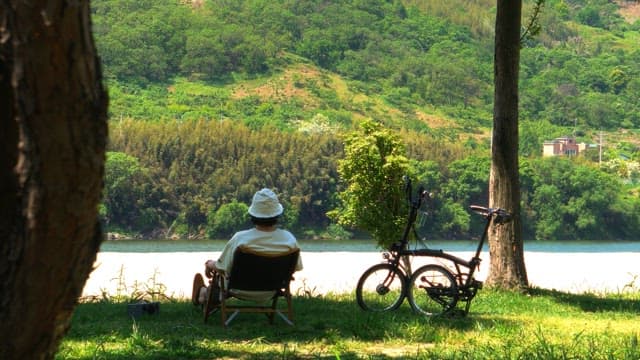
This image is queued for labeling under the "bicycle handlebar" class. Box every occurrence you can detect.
[403,176,431,210]
[469,205,512,224]
[403,177,511,225]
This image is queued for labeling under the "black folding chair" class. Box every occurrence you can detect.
[204,247,299,327]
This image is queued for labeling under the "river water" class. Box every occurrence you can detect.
[83,239,640,300]
[99,239,640,253]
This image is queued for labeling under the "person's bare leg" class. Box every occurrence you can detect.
[191,273,206,306]
[198,286,208,304]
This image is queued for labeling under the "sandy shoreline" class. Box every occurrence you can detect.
[81,250,640,299]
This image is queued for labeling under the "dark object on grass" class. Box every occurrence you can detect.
[127,301,160,319]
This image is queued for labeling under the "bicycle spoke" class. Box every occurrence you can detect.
[408,264,458,316]
[356,264,407,312]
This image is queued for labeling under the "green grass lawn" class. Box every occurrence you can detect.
[57,288,640,359]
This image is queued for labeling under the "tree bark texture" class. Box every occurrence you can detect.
[0,1,108,358]
[486,0,529,290]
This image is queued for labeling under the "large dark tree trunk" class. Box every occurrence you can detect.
[486,0,529,290]
[0,1,108,358]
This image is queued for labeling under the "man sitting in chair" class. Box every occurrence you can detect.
[192,188,303,306]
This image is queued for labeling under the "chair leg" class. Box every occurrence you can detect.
[203,284,215,323]
[275,311,294,326]
[268,297,278,324]
[221,299,227,326]
[268,294,294,326]
[224,310,239,327]
[204,275,222,323]
[274,295,294,326]
[217,276,228,327]
[286,294,294,323]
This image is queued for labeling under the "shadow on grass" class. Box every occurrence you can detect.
[529,287,640,313]
[61,296,515,359]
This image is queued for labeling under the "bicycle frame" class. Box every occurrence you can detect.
[397,215,492,289]
[374,178,511,314]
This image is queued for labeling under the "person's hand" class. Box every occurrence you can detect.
[204,260,215,278]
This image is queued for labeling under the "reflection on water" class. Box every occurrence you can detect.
[99,238,640,253]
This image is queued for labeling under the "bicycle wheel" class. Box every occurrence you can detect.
[408,264,458,316]
[356,263,407,312]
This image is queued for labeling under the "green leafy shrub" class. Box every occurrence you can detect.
[206,200,250,239]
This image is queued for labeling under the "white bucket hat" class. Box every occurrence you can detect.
[248,188,284,218]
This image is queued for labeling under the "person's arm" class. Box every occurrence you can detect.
[212,233,241,275]
[204,259,219,278]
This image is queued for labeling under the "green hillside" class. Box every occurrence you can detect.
[96,0,640,134]
[94,0,640,241]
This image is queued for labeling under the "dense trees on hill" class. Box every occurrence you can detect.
[521,157,640,240]
[92,0,640,240]
[107,119,344,237]
[93,0,640,131]
[105,120,640,241]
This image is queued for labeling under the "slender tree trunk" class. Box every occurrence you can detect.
[486,0,529,290]
[0,1,108,359]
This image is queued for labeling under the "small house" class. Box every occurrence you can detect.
[542,136,585,157]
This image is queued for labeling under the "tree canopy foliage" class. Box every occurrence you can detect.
[329,120,411,248]
[95,0,640,241]
[105,119,640,241]
[93,0,640,131]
